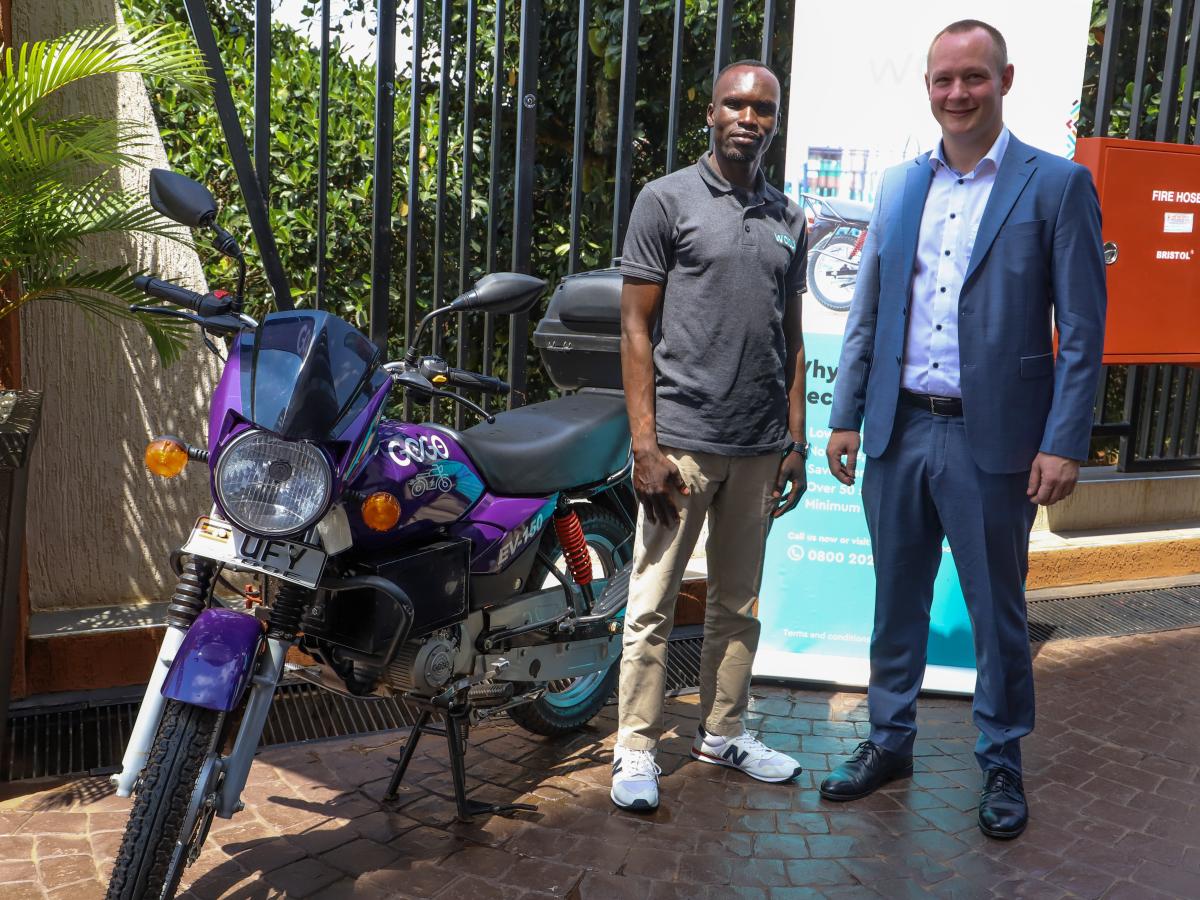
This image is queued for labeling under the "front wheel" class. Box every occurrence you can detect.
[106,700,222,900]
[508,502,631,737]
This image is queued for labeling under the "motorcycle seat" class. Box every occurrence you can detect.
[450,392,630,495]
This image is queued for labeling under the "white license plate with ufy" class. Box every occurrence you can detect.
[182,516,327,587]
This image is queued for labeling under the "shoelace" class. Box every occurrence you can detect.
[983,768,1023,800]
[726,733,779,761]
[620,749,662,780]
[849,740,880,764]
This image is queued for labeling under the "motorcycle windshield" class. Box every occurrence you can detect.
[237,311,383,441]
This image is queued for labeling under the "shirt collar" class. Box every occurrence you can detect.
[698,152,767,202]
[929,125,1010,177]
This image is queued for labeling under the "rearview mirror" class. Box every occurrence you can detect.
[450,272,546,315]
[149,169,218,227]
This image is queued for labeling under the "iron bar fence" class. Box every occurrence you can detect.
[1083,0,1200,470]
[176,0,1192,471]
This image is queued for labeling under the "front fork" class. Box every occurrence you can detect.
[112,559,298,820]
[111,626,187,797]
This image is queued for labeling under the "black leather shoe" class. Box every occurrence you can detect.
[819,740,914,801]
[978,767,1028,839]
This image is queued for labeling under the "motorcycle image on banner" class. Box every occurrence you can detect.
[802,193,872,312]
[105,170,635,900]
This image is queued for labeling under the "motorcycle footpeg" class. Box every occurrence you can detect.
[467,682,514,708]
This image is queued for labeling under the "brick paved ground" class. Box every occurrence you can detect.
[2,627,1198,899]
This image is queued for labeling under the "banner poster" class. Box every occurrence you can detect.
[754,1,1092,693]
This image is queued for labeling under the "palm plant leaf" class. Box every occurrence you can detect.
[0,22,208,365]
[0,25,208,123]
[2,264,191,365]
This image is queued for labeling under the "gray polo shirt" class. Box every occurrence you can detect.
[620,154,808,456]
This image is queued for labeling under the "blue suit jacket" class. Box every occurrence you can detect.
[829,134,1107,474]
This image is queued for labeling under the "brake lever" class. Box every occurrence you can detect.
[430,387,494,424]
[130,304,253,337]
[390,367,495,423]
[130,304,202,324]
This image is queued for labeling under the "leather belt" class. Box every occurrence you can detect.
[900,389,963,417]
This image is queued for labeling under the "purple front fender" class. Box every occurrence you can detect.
[162,608,263,712]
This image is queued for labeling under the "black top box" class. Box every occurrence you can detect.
[533,268,623,392]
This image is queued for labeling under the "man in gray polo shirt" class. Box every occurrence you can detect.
[612,59,809,812]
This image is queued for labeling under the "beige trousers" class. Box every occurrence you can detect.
[617,447,779,751]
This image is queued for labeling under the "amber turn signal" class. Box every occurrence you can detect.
[361,492,401,531]
[145,438,188,478]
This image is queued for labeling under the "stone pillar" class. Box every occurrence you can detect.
[13,0,222,617]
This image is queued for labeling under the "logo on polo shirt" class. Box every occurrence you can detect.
[775,233,796,253]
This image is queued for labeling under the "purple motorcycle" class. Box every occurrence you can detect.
[106,171,634,900]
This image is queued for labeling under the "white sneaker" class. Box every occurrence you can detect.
[610,744,661,811]
[691,726,803,783]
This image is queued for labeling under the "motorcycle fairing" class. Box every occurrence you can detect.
[236,311,388,442]
[456,495,557,574]
[161,607,263,712]
[345,423,488,550]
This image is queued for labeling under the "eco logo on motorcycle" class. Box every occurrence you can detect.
[385,433,450,468]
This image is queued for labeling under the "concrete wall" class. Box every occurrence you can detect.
[1032,468,1200,533]
[14,0,222,610]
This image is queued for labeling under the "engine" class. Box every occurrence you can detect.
[386,629,460,696]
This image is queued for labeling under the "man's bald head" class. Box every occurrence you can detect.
[712,59,779,103]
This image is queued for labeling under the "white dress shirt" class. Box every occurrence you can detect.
[901,127,1010,398]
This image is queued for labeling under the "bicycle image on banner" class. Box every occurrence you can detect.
[754,0,1092,692]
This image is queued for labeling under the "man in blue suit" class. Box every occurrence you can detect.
[822,19,1106,839]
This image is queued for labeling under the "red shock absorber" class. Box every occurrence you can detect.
[850,227,869,260]
[553,508,593,586]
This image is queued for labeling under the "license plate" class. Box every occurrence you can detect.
[182,516,327,588]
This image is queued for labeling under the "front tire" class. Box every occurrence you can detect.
[107,700,222,900]
[508,503,631,737]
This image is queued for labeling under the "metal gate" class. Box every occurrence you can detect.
[173,0,1195,467]
[1085,0,1200,470]
[176,0,793,423]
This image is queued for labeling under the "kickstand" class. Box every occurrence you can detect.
[383,695,537,822]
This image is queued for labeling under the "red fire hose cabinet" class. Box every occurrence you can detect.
[1075,137,1200,365]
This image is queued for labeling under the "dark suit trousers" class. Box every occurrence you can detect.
[862,402,1038,773]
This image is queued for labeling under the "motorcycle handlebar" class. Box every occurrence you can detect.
[133,275,204,311]
[445,367,510,395]
[133,275,233,318]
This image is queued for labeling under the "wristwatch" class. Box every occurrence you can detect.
[782,440,809,459]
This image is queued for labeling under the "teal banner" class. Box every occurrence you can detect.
[753,333,976,693]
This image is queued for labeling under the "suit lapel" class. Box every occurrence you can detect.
[963,138,1037,285]
[898,155,934,291]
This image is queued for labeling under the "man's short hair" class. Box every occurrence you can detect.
[713,59,779,97]
[927,19,1008,73]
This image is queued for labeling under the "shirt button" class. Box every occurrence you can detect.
[944,250,951,256]
[745,225,750,232]
[932,362,940,369]
[949,213,956,219]
[936,324,943,331]
[940,287,946,293]
[957,178,964,185]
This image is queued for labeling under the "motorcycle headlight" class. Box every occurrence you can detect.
[214,430,333,537]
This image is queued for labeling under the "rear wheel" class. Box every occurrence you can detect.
[807,232,861,312]
[508,503,631,737]
[106,700,222,900]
